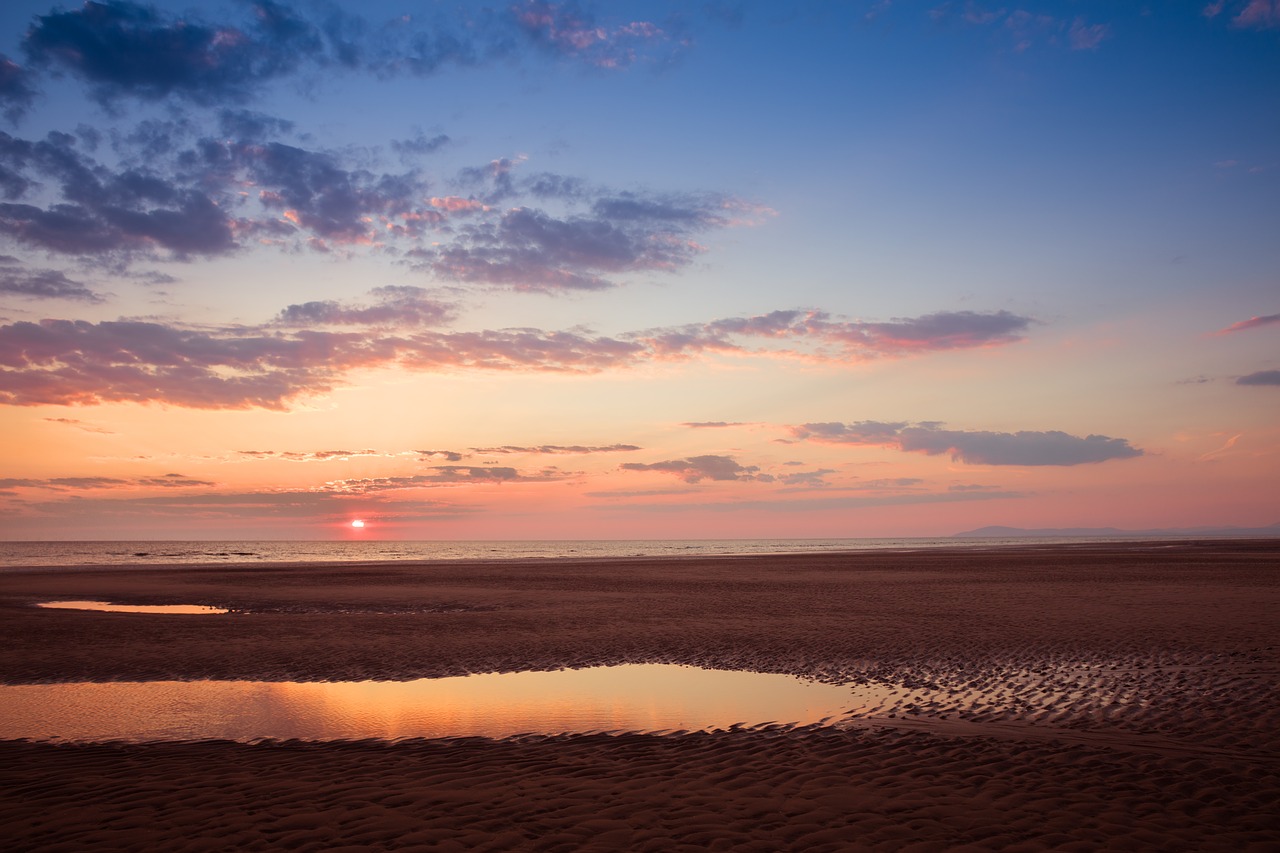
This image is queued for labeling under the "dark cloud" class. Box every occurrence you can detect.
[1237,369,1280,386]
[789,421,1143,466]
[0,129,236,258]
[2,114,766,282]
[0,127,435,260]
[620,454,773,483]
[22,0,321,105]
[471,444,641,454]
[15,0,691,117]
[0,261,104,302]
[0,55,38,123]
[230,139,423,242]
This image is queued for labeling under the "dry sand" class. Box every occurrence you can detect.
[1,540,1277,851]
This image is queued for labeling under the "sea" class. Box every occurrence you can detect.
[0,536,1158,570]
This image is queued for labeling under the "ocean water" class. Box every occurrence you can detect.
[0,536,1124,569]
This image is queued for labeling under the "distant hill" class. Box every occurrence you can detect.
[953,523,1280,539]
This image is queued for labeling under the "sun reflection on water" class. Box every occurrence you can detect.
[0,665,885,742]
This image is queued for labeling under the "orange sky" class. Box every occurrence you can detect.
[1,1,1277,539]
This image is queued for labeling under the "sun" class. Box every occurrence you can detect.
[350,519,365,528]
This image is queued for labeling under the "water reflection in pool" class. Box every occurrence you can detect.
[36,600,229,615]
[0,665,889,742]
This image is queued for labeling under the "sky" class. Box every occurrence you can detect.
[0,0,1276,541]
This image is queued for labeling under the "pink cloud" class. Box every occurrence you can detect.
[0,307,1034,410]
[511,1,678,69]
[429,196,489,213]
[1216,313,1280,334]
[1068,18,1110,50]
[1234,0,1280,28]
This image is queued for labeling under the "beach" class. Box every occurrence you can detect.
[2,540,1277,850]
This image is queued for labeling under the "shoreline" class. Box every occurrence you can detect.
[2,540,1276,850]
[4,535,1277,574]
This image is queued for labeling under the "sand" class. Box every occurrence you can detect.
[1,540,1277,851]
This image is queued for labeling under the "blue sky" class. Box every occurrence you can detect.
[0,1,1276,539]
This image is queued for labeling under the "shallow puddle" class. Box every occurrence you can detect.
[36,600,229,615]
[0,665,890,743]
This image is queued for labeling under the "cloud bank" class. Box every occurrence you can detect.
[0,304,1034,409]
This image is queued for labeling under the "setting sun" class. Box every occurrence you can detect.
[350,520,365,529]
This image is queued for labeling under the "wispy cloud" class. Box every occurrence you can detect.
[1068,17,1111,51]
[1232,0,1280,29]
[0,260,104,302]
[42,416,114,434]
[790,421,1143,466]
[410,192,770,293]
[236,449,385,462]
[620,454,774,483]
[320,466,574,493]
[931,5,1111,52]
[1216,313,1280,334]
[20,489,474,525]
[0,305,1034,410]
[512,1,688,68]
[273,287,457,329]
[0,473,214,490]
[470,444,641,455]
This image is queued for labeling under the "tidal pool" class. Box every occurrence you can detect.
[36,600,229,615]
[0,664,888,742]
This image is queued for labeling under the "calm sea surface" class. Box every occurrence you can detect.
[0,536,1137,569]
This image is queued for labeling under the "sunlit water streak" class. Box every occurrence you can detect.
[36,600,229,615]
[0,665,888,742]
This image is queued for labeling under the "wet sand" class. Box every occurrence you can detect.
[2,540,1277,851]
